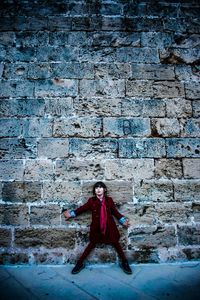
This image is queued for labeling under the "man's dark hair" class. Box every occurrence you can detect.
[92,181,108,196]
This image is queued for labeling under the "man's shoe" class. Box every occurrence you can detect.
[119,260,132,274]
[71,262,85,274]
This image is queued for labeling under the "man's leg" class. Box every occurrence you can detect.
[71,241,96,274]
[112,241,132,275]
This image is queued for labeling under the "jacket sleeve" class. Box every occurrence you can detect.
[74,199,91,216]
[109,197,124,220]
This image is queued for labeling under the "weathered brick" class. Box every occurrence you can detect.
[0,119,23,137]
[36,46,79,62]
[69,138,118,159]
[82,180,133,204]
[74,97,121,117]
[185,82,200,100]
[128,226,176,249]
[55,159,105,181]
[183,159,200,179]
[24,159,54,181]
[180,118,200,137]
[48,16,71,30]
[131,64,175,80]
[105,159,154,181]
[0,138,37,159]
[0,204,29,225]
[116,48,159,63]
[175,65,200,82]
[50,62,94,79]
[30,205,60,225]
[0,99,45,117]
[151,118,180,137]
[166,99,192,118]
[33,252,63,264]
[134,179,174,202]
[35,79,78,97]
[0,160,24,181]
[156,203,192,224]
[0,228,11,247]
[94,63,131,79]
[121,99,166,117]
[23,118,53,138]
[42,181,81,204]
[2,182,42,203]
[0,32,15,46]
[7,46,36,62]
[0,252,29,264]
[79,79,125,98]
[71,16,93,30]
[182,248,200,261]
[44,98,74,117]
[28,63,51,79]
[192,203,200,223]
[3,62,28,80]
[141,32,172,48]
[119,138,166,158]
[103,117,151,137]
[15,31,49,47]
[37,138,69,159]
[177,225,200,246]
[155,159,183,179]
[126,80,184,98]
[120,203,156,226]
[0,80,34,98]
[14,228,76,249]
[173,179,200,201]
[53,117,102,138]
[166,138,200,158]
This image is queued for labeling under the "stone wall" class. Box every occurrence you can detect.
[0,0,200,265]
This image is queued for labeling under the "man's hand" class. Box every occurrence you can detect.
[63,210,71,220]
[123,219,130,228]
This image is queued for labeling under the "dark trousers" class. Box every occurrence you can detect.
[78,241,127,263]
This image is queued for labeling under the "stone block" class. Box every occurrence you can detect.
[183,159,200,178]
[131,64,175,80]
[53,117,102,138]
[177,225,200,246]
[166,138,200,158]
[69,138,118,159]
[28,62,51,79]
[175,65,200,82]
[50,62,94,79]
[180,118,200,137]
[166,99,192,118]
[0,204,29,225]
[0,160,24,181]
[33,252,63,264]
[141,32,172,48]
[82,180,133,204]
[30,205,60,225]
[155,158,183,179]
[173,179,200,201]
[192,101,200,117]
[0,32,15,46]
[55,159,105,181]
[127,249,159,264]
[156,203,192,224]
[14,228,76,249]
[79,79,125,98]
[116,48,159,63]
[103,117,151,137]
[182,248,200,261]
[44,98,74,117]
[105,159,154,181]
[0,118,23,137]
[134,179,174,202]
[35,79,78,97]
[0,228,11,247]
[0,99,45,117]
[121,99,166,117]
[42,181,82,204]
[119,138,166,158]
[94,63,131,79]
[79,46,116,63]
[68,32,88,46]
[185,82,200,100]
[37,138,69,159]
[24,159,54,181]
[3,62,28,80]
[151,118,180,137]
[128,225,176,249]
[2,182,42,202]
[48,16,71,30]
[7,46,36,62]
[74,97,121,117]
[152,81,185,98]
[16,31,49,47]
[23,118,53,138]
[36,45,79,62]
[0,138,37,160]
[71,16,93,30]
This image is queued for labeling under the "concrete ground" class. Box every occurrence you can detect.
[0,262,200,300]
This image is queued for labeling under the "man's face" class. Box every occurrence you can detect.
[95,186,104,197]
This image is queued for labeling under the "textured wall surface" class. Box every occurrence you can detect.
[0,0,200,265]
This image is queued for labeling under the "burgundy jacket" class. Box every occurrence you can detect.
[74,196,124,244]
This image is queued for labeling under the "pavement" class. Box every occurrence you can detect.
[0,261,200,300]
